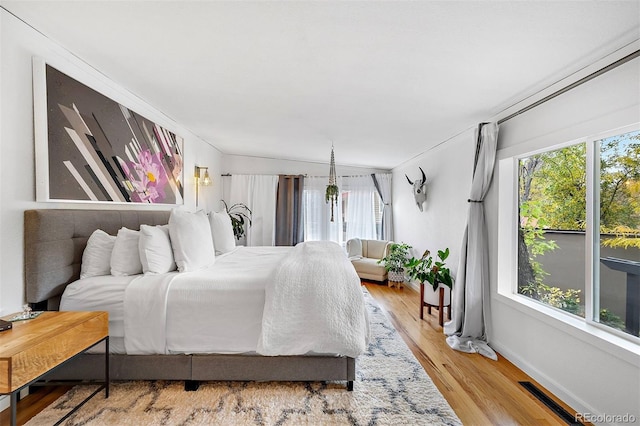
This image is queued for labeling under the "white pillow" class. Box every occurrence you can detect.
[209,210,236,254]
[110,227,143,276]
[139,224,176,274]
[81,229,116,279]
[169,208,215,272]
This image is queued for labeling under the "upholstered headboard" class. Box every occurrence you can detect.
[24,209,171,308]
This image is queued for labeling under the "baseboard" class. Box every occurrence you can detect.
[490,340,600,424]
[404,280,419,292]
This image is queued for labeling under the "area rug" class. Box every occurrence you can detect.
[27,289,461,425]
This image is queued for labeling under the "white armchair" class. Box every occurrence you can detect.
[346,238,392,282]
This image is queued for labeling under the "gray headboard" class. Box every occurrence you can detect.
[24,209,171,308]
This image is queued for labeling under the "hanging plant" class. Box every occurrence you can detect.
[326,145,339,222]
[325,184,339,203]
[325,184,339,222]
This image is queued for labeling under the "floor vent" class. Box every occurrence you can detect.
[519,381,584,425]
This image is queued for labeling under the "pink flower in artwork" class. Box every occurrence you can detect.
[119,150,169,203]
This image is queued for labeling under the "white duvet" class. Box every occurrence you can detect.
[73,244,369,357]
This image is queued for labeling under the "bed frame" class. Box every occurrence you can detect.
[24,209,355,390]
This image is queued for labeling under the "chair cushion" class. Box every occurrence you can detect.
[351,257,386,277]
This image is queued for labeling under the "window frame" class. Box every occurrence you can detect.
[497,123,640,360]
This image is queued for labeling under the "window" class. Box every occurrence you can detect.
[508,126,639,340]
[517,142,587,317]
[302,175,379,244]
[596,130,640,336]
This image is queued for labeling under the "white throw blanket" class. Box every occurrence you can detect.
[257,241,370,357]
[124,272,178,354]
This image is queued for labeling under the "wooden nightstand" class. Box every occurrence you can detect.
[0,311,109,426]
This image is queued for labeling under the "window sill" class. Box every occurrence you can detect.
[494,291,640,366]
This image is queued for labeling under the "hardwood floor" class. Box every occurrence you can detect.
[2,282,586,425]
[364,281,586,425]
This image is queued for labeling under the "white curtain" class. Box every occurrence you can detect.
[343,175,377,241]
[444,122,499,361]
[303,176,344,243]
[372,173,393,241]
[224,175,278,246]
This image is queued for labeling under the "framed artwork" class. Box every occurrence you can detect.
[33,57,184,204]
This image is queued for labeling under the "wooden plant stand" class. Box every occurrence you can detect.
[419,284,451,327]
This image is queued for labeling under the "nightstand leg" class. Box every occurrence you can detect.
[10,391,17,426]
[105,337,110,398]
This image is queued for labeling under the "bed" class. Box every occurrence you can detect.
[24,209,366,390]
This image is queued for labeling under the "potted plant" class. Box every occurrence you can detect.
[405,248,454,323]
[405,248,453,292]
[378,242,412,283]
[325,184,339,222]
[221,200,252,240]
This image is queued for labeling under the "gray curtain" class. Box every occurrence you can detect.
[444,122,499,360]
[371,173,393,241]
[275,175,304,246]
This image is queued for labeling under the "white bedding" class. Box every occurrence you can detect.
[61,246,291,354]
[60,244,368,357]
[60,274,136,354]
[257,241,369,357]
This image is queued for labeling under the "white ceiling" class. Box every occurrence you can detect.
[2,1,639,170]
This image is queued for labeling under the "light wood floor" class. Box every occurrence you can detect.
[2,282,585,425]
[364,281,586,425]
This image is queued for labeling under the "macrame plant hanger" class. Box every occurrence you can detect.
[325,145,339,222]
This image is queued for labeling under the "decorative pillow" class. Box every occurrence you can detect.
[110,227,143,276]
[169,208,215,272]
[209,210,236,254]
[139,224,177,274]
[80,229,116,279]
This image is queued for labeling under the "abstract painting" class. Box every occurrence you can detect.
[35,61,183,204]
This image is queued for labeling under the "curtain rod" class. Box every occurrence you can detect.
[221,173,306,177]
[221,173,385,178]
[497,49,639,125]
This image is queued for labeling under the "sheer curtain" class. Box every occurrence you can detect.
[372,173,393,241]
[343,175,377,241]
[303,176,344,243]
[223,174,278,246]
[444,122,499,360]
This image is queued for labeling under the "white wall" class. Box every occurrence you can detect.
[0,9,223,315]
[392,131,475,279]
[222,153,389,176]
[392,47,640,423]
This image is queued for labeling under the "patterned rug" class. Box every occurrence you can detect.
[27,289,461,425]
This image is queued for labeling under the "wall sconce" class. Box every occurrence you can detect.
[194,166,212,208]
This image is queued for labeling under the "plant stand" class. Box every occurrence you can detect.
[388,280,404,289]
[419,283,451,327]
